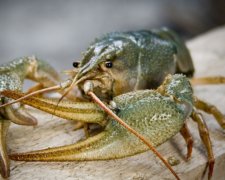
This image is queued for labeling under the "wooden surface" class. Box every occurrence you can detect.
[6,26,225,180]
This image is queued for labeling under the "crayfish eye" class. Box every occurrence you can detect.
[73,62,80,68]
[105,61,113,68]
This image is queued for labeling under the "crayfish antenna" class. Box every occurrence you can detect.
[56,75,79,107]
[53,74,86,116]
[54,72,96,112]
[61,69,78,77]
[0,77,74,109]
[87,91,180,180]
[1,90,106,124]
[0,85,61,108]
[190,76,225,85]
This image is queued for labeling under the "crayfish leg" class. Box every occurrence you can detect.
[74,122,90,138]
[25,83,45,96]
[180,122,193,160]
[194,97,225,129]
[83,123,90,138]
[73,121,85,130]
[191,110,214,180]
[190,76,225,85]
[0,119,10,178]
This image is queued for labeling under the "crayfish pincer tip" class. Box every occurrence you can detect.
[0,167,10,178]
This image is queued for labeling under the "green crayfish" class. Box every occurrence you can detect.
[1,28,225,179]
[0,56,60,178]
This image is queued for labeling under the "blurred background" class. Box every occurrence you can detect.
[0,0,225,71]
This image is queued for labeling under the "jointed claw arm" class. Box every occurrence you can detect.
[0,56,60,178]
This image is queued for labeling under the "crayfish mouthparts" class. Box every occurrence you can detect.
[83,81,94,94]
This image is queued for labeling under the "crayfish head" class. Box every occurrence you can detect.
[68,40,136,101]
[76,70,115,102]
[70,33,141,101]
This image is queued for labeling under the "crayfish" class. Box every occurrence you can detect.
[0,56,60,178]
[1,28,225,179]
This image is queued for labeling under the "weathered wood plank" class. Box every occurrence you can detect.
[7,26,225,180]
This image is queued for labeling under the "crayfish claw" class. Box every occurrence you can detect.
[0,120,10,178]
[5,104,37,126]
